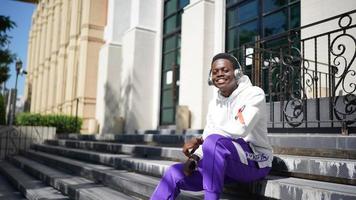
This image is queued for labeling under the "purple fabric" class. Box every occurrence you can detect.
[150,134,271,200]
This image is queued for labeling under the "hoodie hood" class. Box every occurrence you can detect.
[216,75,252,103]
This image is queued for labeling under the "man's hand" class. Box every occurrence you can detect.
[182,137,204,157]
[183,154,200,176]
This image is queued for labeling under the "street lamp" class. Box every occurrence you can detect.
[15,59,23,91]
[9,58,27,125]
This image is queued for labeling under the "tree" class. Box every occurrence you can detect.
[0,15,16,85]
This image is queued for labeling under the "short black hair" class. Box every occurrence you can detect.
[211,53,239,69]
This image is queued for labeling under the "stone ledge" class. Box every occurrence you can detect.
[268,134,356,151]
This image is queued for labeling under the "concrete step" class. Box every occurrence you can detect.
[45,139,186,161]
[9,155,139,200]
[42,141,356,185]
[56,133,199,147]
[269,134,356,159]
[25,146,356,200]
[227,175,356,200]
[0,173,26,200]
[21,149,209,200]
[35,143,178,177]
[55,133,356,159]
[0,161,69,200]
[272,154,356,185]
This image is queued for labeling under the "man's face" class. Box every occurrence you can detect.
[211,58,237,97]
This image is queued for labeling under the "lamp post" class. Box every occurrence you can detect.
[15,59,22,93]
[9,59,26,125]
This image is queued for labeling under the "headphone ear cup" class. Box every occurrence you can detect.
[234,69,243,82]
[208,76,213,86]
[208,70,213,86]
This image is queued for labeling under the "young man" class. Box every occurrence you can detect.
[150,53,273,200]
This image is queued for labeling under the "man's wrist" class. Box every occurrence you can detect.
[189,154,200,162]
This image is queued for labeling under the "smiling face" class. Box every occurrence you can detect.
[211,58,238,97]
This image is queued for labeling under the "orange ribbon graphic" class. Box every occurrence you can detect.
[235,105,246,124]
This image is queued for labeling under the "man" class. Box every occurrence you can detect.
[150,53,273,200]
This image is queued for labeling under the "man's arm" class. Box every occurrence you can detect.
[182,137,203,157]
[218,90,265,137]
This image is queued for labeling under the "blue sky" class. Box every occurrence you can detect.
[0,0,36,98]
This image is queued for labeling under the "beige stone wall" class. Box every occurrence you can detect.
[24,0,107,133]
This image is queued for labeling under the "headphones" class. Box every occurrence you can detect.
[208,53,243,86]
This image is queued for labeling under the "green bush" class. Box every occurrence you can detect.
[0,94,6,125]
[15,113,82,134]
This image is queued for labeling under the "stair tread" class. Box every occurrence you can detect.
[0,161,69,200]
[24,150,206,199]
[26,148,356,196]
[55,133,356,152]
[38,142,356,184]
[0,173,26,200]
[48,140,356,162]
[12,156,139,200]
[37,143,180,167]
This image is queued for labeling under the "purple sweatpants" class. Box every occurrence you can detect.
[150,134,271,200]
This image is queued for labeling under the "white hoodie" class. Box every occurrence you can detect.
[194,75,273,168]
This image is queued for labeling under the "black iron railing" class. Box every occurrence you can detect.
[0,126,55,159]
[238,10,356,134]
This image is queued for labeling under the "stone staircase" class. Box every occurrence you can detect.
[0,132,355,200]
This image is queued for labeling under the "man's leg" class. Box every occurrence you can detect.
[201,134,271,200]
[150,163,203,200]
[224,138,271,183]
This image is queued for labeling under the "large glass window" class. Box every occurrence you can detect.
[226,0,300,53]
[263,10,288,36]
[226,1,258,53]
[160,0,189,125]
[226,0,300,100]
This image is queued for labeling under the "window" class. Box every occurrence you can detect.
[226,0,300,52]
[160,0,189,125]
[226,0,300,100]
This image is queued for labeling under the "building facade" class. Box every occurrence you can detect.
[24,0,356,133]
[24,0,107,132]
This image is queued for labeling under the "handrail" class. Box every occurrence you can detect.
[235,9,356,133]
[0,126,56,159]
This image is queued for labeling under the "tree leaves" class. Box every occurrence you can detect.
[0,15,16,85]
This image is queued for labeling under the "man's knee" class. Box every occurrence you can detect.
[164,163,184,179]
[202,134,226,154]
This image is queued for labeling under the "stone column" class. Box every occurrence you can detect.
[214,0,226,53]
[30,11,39,112]
[96,0,130,133]
[24,30,33,111]
[28,15,37,112]
[119,0,161,132]
[43,0,54,113]
[34,3,45,113]
[38,1,48,113]
[64,0,81,115]
[48,0,60,113]
[76,0,106,132]
[56,0,70,113]
[179,0,215,129]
